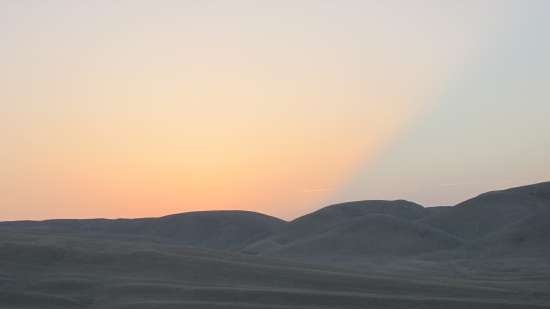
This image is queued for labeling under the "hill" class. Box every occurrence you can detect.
[0,211,285,250]
[243,200,462,257]
[244,183,550,259]
[1,182,549,259]
[421,181,550,241]
[1,181,550,308]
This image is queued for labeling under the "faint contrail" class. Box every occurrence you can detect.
[439,181,481,187]
[302,188,333,193]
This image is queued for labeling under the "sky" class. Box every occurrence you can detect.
[1,1,549,221]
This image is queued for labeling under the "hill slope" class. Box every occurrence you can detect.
[246,183,550,259]
[243,200,462,257]
[1,182,550,308]
[0,211,285,250]
[255,214,463,257]
[1,182,549,258]
[421,181,550,241]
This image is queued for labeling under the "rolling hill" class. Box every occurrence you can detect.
[243,200,462,257]
[1,182,549,259]
[0,211,285,250]
[421,181,550,241]
[244,182,550,259]
[1,181,550,308]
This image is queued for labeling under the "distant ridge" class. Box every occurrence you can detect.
[421,181,550,240]
[0,210,286,250]
[242,200,457,257]
[1,181,549,258]
[245,182,550,259]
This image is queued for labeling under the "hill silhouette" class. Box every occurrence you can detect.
[243,200,463,257]
[262,182,550,259]
[0,210,285,250]
[1,181,550,308]
[1,182,549,258]
[421,181,550,241]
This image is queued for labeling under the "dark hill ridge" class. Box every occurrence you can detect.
[242,200,450,256]
[0,210,286,250]
[421,181,550,241]
[1,181,549,258]
[1,182,549,309]
[244,182,550,258]
[265,199,426,243]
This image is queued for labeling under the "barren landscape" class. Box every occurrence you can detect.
[1,182,549,308]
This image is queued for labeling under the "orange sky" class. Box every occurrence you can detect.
[1,1,549,220]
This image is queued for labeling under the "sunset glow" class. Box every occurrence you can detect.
[2,1,549,220]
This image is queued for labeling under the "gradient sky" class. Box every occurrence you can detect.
[1,1,549,220]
